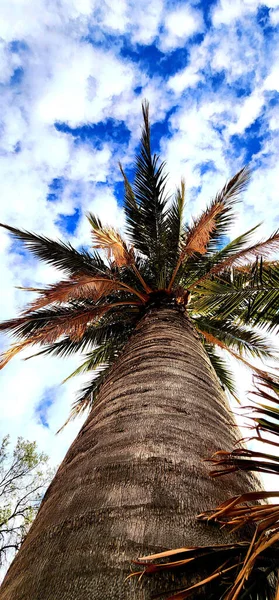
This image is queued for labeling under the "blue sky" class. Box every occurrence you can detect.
[1,0,279,467]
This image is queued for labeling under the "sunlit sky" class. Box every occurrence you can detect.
[1,0,279,472]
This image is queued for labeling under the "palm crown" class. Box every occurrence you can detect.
[1,101,279,427]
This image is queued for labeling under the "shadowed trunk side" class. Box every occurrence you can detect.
[0,307,258,599]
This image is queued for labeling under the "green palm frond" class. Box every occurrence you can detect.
[0,300,141,360]
[62,341,118,383]
[164,179,186,267]
[121,101,169,282]
[24,316,136,360]
[193,229,279,288]
[57,365,111,432]
[197,320,274,360]
[238,261,279,332]
[203,343,237,396]
[190,273,279,326]
[0,224,106,276]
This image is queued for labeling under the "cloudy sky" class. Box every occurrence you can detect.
[1,0,279,471]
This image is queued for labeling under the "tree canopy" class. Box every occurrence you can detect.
[0,436,53,576]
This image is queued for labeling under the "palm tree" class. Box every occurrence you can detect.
[0,102,279,599]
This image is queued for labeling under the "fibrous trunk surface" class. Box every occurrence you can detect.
[1,308,257,599]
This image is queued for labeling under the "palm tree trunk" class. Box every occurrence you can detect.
[1,307,258,599]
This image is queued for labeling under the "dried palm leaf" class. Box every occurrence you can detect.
[88,215,134,267]
[0,340,32,369]
[21,275,146,312]
[194,230,279,288]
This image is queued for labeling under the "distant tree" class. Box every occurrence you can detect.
[0,435,53,576]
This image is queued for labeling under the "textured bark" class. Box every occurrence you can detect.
[0,308,258,599]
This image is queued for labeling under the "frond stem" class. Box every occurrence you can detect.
[167,258,183,292]
[116,279,148,302]
[131,265,153,294]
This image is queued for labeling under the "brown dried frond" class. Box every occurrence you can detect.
[28,301,141,345]
[183,202,224,256]
[210,231,279,278]
[92,227,134,267]
[198,491,279,524]
[167,201,225,291]
[36,304,124,344]
[225,529,279,600]
[0,340,32,369]
[132,543,251,600]
[22,274,148,313]
[23,277,120,313]
[174,287,191,307]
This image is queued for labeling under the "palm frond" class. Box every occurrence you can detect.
[21,275,146,313]
[206,167,250,254]
[57,365,110,433]
[131,540,277,600]
[191,276,279,328]
[167,169,251,291]
[0,301,141,346]
[164,180,186,268]
[167,197,224,291]
[196,374,279,598]
[87,213,134,267]
[184,225,261,289]
[0,340,31,369]
[0,224,106,276]
[184,202,225,256]
[24,316,136,360]
[197,327,271,381]
[196,319,275,359]
[203,343,237,396]
[193,229,279,288]
[62,341,118,383]
[238,261,279,332]
[22,277,118,312]
[122,102,169,281]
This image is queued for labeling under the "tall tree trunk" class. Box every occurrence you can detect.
[1,307,258,599]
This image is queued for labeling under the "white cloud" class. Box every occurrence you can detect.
[160,5,204,51]
[212,0,258,26]
[130,0,164,44]
[228,90,264,135]
[270,7,279,24]
[264,65,279,91]
[35,42,136,127]
[101,0,129,32]
[168,65,202,93]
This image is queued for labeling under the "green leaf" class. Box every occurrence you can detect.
[62,340,120,383]
[122,101,169,281]
[203,343,237,395]
[198,319,274,359]
[164,179,186,268]
[0,224,106,276]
